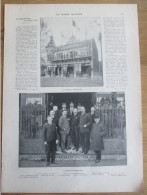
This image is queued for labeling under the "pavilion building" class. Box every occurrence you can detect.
[45,35,102,78]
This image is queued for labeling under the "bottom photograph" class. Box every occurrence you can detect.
[19,92,126,167]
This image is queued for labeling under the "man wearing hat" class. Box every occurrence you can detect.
[79,106,92,154]
[90,114,106,163]
[43,116,58,166]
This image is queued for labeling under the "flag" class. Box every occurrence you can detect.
[72,19,80,31]
[61,32,65,38]
[85,26,88,40]
[40,19,46,29]
[98,32,101,41]
[72,19,76,27]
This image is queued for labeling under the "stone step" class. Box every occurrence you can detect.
[19,153,126,161]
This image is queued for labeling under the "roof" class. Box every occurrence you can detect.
[54,39,94,52]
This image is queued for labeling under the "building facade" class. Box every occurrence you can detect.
[44,35,102,78]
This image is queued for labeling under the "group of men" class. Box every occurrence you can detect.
[43,102,96,165]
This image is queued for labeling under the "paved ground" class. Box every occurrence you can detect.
[20,135,126,156]
[41,76,103,87]
[19,158,127,167]
[19,133,127,167]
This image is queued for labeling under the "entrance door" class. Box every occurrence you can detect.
[46,93,95,112]
[67,66,74,77]
[81,65,91,76]
[55,66,61,76]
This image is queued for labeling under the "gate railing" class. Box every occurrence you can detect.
[99,108,126,139]
[19,106,126,140]
[19,107,46,139]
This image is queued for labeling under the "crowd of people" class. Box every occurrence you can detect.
[43,102,106,166]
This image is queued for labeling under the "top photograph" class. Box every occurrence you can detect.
[40,17,103,87]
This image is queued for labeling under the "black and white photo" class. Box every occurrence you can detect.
[19,92,126,167]
[40,18,103,87]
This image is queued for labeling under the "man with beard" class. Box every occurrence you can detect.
[43,116,58,166]
[67,102,74,119]
[70,108,80,151]
[90,107,95,123]
[79,106,92,154]
[53,106,60,150]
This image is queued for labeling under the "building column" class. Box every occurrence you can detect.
[74,64,76,78]
[51,68,53,77]
[79,64,81,72]
[61,66,63,77]
[53,67,56,76]
[91,66,93,78]
[78,64,81,75]
[57,67,60,76]
[91,59,94,78]
[64,65,67,77]
[91,41,94,78]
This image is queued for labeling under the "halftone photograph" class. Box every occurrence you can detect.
[40,17,103,87]
[19,92,126,167]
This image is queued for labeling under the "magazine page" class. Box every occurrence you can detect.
[2,4,143,193]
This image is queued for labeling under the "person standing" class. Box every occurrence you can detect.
[79,106,92,154]
[53,106,60,148]
[59,102,67,117]
[90,115,105,163]
[90,107,95,124]
[50,109,59,128]
[58,110,70,153]
[67,102,74,119]
[70,108,80,151]
[49,110,55,119]
[77,103,82,117]
[66,102,74,149]
[43,116,58,166]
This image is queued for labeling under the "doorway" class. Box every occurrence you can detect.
[81,65,91,76]
[67,65,74,77]
[46,92,95,112]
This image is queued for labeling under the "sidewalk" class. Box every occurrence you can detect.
[19,158,127,167]
[41,76,103,87]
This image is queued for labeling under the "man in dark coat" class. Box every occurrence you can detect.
[90,107,95,124]
[53,106,60,147]
[70,108,80,151]
[90,114,105,163]
[58,110,70,153]
[43,116,58,166]
[77,103,81,117]
[67,102,74,120]
[66,102,74,149]
[50,108,59,128]
[79,106,92,154]
[59,102,67,117]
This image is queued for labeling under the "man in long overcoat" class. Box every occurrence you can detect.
[79,106,92,154]
[43,116,57,166]
[90,115,105,163]
[70,108,80,151]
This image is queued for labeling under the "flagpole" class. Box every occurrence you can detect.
[72,18,73,37]
[61,32,62,46]
[84,25,87,40]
